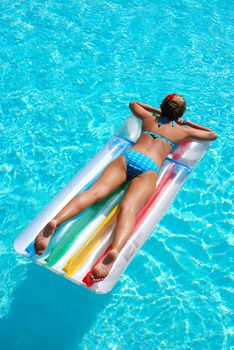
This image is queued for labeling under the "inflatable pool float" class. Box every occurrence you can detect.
[14,116,210,294]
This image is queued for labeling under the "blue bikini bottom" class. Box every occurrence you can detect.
[122,150,160,180]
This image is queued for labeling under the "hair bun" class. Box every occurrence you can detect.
[166,94,176,100]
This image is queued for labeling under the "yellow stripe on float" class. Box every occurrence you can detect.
[63,205,119,277]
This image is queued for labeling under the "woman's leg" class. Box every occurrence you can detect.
[34,156,127,255]
[90,170,158,281]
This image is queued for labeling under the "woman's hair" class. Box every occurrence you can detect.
[160,94,186,120]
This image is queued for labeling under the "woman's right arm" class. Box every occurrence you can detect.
[186,120,215,132]
[183,120,218,141]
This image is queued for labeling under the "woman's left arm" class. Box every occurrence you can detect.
[129,102,156,119]
[135,102,161,114]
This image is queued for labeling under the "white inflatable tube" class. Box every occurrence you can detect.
[14,116,210,293]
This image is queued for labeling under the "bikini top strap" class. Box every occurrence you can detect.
[142,131,178,151]
[156,115,176,127]
[155,133,178,151]
[158,119,163,126]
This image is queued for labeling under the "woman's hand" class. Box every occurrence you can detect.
[176,118,186,126]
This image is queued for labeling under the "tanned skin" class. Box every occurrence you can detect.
[35,98,217,282]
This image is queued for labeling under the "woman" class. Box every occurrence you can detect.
[34,94,217,282]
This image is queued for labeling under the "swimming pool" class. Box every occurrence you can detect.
[0,0,233,349]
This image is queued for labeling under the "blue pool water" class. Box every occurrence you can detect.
[0,0,233,349]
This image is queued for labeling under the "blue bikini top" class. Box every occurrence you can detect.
[143,114,178,151]
[143,131,178,151]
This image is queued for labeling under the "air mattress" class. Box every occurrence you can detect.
[14,116,210,294]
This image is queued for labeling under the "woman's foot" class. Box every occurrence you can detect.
[34,220,57,255]
[90,249,118,282]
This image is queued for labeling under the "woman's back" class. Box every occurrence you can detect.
[132,119,187,168]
